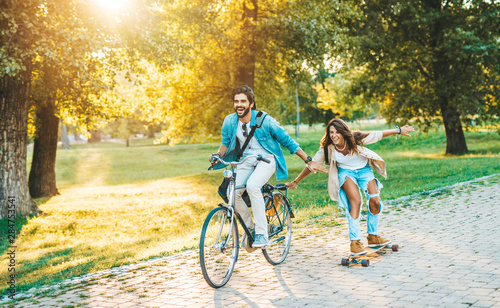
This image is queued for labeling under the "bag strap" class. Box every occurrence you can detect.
[236,111,266,160]
[324,146,330,165]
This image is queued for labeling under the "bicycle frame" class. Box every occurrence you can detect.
[211,154,290,248]
[200,154,294,288]
[265,189,292,245]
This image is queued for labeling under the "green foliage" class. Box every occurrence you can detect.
[335,0,500,131]
[141,0,342,144]
[102,117,145,142]
[0,0,42,78]
[314,73,375,121]
[1,0,156,137]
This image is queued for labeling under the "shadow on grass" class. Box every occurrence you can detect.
[0,234,183,297]
[16,247,76,285]
[0,246,114,296]
[0,197,52,264]
[0,246,80,297]
[467,148,500,155]
[0,217,29,260]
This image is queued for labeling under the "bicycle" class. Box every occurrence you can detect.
[199,154,293,288]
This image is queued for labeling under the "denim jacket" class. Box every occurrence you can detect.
[213,110,300,181]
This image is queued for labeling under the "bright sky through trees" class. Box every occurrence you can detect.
[95,0,127,12]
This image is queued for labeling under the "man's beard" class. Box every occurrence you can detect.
[235,105,251,118]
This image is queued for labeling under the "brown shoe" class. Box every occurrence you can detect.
[367,234,391,248]
[350,240,367,256]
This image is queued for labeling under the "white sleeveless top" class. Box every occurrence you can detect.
[335,149,368,170]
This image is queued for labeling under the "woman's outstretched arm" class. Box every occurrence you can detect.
[382,125,415,138]
[284,166,313,189]
[285,147,327,188]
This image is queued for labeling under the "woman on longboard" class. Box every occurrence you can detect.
[285,118,414,256]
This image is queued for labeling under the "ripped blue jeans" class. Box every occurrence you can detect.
[338,164,384,241]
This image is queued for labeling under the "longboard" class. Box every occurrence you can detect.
[341,242,399,267]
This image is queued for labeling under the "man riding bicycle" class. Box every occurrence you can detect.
[209,85,326,248]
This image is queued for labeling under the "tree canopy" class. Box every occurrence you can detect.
[335,0,500,154]
[140,0,340,144]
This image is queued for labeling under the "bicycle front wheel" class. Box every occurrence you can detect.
[199,206,239,288]
[262,192,292,265]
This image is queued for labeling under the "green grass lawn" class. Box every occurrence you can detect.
[1,123,499,296]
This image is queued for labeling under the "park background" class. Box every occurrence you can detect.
[0,0,499,300]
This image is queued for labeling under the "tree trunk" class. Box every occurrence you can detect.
[431,14,468,155]
[147,126,155,138]
[28,100,60,198]
[0,68,41,219]
[61,123,70,149]
[433,33,468,155]
[74,127,81,141]
[236,0,258,88]
[440,99,468,155]
[88,130,101,143]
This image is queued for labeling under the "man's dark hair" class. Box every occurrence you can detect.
[231,85,256,110]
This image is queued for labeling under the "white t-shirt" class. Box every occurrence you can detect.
[335,149,369,170]
[236,120,269,156]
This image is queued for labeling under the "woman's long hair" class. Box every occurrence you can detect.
[320,118,369,155]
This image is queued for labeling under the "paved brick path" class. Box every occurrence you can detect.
[3,175,500,307]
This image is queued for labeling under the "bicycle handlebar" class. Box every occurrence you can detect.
[210,154,270,167]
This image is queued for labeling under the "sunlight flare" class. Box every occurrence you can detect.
[95,0,127,12]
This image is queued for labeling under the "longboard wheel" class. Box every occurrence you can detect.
[361,259,369,267]
[341,258,349,266]
[391,244,399,252]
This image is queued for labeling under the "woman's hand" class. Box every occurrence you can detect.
[400,125,415,137]
[284,181,298,189]
[306,161,328,174]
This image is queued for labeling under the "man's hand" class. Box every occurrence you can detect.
[284,181,297,189]
[305,161,328,174]
[210,146,227,164]
[208,153,220,164]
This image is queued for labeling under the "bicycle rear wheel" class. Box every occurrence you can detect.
[199,206,239,288]
[262,192,292,265]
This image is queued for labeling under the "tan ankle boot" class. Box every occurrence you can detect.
[367,234,391,247]
[350,240,367,256]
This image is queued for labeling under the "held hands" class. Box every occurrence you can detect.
[306,161,328,174]
[285,161,328,189]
